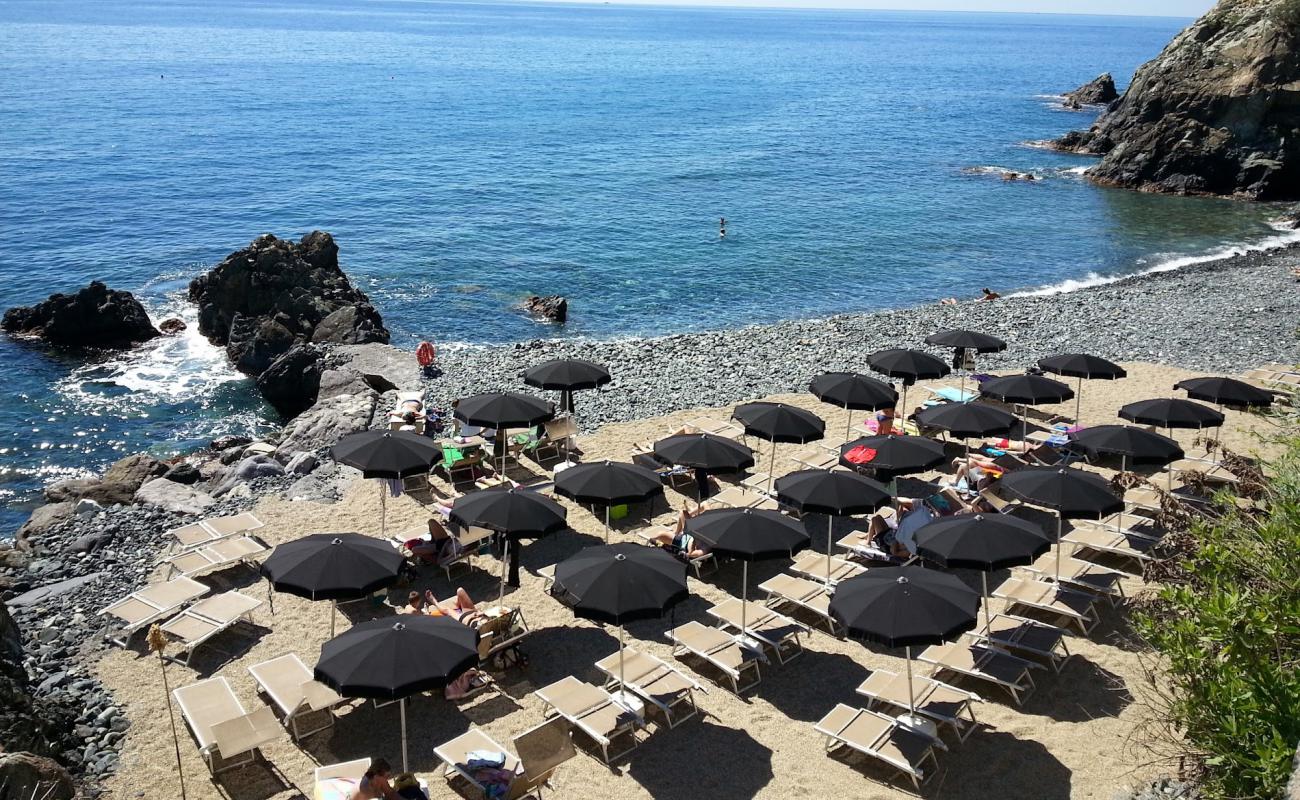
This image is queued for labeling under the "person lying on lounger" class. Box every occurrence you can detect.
[351,758,401,800]
[406,519,463,566]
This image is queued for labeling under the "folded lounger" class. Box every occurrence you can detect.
[533,676,642,764]
[160,591,263,665]
[173,676,281,773]
[667,620,762,694]
[814,703,942,792]
[99,576,209,646]
[247,653,344,740]
[856,669,981,742]
[594,647,705,728]
[706,598,808,665]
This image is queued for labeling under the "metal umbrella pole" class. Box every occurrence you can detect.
[905,646,917,719]
[400,698,409,773]
[1055,513,1063,581]
[499,538,509,604]
[741,561,750,635]
[1075,376,1083,426]
[604,504,611,544]
[331,599,337,637]
[845,404,853,442]
[826,515,835,588]
[981,572,992,633]
[1116,455,1127,533]
[768,440,778,493]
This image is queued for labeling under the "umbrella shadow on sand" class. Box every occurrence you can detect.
[200,762,294,800]
[753,650,870,722]
[1016,656,1134,722]
[494,624,620,700]
[627,719,774,795]
[302,694,477,776]
[927,730,1072,799]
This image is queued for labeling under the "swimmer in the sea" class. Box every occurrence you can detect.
[719,217,727,239]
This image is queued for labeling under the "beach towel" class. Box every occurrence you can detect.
[315,779,358,800]
[843,445,878,465]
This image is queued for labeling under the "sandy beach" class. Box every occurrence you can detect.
[94,361,1283,800]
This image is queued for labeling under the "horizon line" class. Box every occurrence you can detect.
[455,0,1199,19]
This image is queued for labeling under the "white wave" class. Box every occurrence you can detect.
[1010,226,1300,298]
[1061,166,1090,176]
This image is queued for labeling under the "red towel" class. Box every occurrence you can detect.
[844,446,878,465]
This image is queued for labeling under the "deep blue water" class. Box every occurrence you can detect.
[0,0,1293,535]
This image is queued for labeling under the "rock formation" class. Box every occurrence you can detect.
[1054,0,1300,199]
[0,601,78,779]
[523,294,568,323]
[2,281,159,347]
[256,342,324,417]
[1063,73,1119,108]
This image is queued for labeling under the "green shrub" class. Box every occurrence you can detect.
[1134,435,1300,798]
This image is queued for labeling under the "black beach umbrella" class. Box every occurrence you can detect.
[914,401,1018,440]
[260,533,405,635]
[454,391,555,474]
[838,435,947,481]
[830,566,980,723]
[979,373,1075,437]
[924,329,1007,354]
[687,508,810,634]
[314,615,478,772]
[523,358,612,414]
[1071,425,1183,534]
[450,487,568,601]
[733,402,826,491]
[331,430,442,538]
[914,513,1053,632]
[1118,398,1225,430]
[809,372,899,440]
[867,349,952,428]
[1174,377,1274,409]
[554,460,665,542]
[653,433,755,476]
[998,466,1124,579]
[552,543,689,700]
[775,469,891,586]
[1037,353,1127,424]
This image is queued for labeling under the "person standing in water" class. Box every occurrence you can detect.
[719,217,727,239]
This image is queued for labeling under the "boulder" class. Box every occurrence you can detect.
[1053,0,1300,199]
[274,390,378,456]
[0,753,77,800]
[134,478,215,515]
[1278,206,1300,229]
[1062,73,1118,107]
[14,503,75,551]
[6,573,103,607]
[227,315,295,375]
[102,453,167,491]
[210,434,253,452]
[284,451,319,475]
[163,462,202,484]
[43,478,134,506]
[158,317,187,334]
[256,343,325,418]
[523,295,568,323]
[2,281,160,347]
[318,367,373,400]
[331,343,422,393]
[311,305,389,345]
[212,455,285,496]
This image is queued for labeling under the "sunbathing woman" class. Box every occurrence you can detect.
[424,588,482,624]
[350,758,400,800]
[401,591,426,615]
[651,503,710,559]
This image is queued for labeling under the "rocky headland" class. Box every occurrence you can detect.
[2,281,160,348]
[1053,0,1300,199]
[1062,72,1119,108]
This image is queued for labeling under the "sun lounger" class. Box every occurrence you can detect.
[916,641,1039,705]
[634,524,717,577]
[529,415,579,463]
[702,485,766,510]
[631,452,694,490]
[1072,513,1166,542]
[167,512,265,552]
[668,620,762,694]
[758,573,839,634]
[991,576,1099,635]
[160,591,263,665]
[791,447,838,470]
[686,417,745,440]
[814,704,942,792]
[966,614,1071,672]
[173,677,281,773]
[789,551,867,584]
[440,524,500,580]
[740,472,774,492]
[314,758,371,800]
[247,653,343,740]
[706,598,808,664]
[595,648,705,728]
[435,718,575,800]
[533,676,642,763]
[161,534,269,580]
[1061,526,1161,572]
[1018,550,1126,603]
[856,669,981,743]
[922,385,975,404]
[99,576,209,646]
[474,606,529,664]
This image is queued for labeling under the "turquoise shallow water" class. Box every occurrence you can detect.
[0,0,1291,534]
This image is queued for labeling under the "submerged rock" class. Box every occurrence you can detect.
[1062,73,1118,108]
[158,317,186,334]
[1054,0,1300,199]
[2,281,160,347]
[523,294,568,323]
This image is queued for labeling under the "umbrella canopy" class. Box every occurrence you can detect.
[1072,425,1184,466]
[523,359,612,392]
[914,514,1052,571]
[653,433,755,474]
[454,391,555,428]
[260,533,404,601]
[809,372,898,411]
[449,487,568,539]
[554,460,664,506]
[1037,353,1127,380]
[331,430,441,479]
[315,615,480,699]
[686,508,810,561]
[1118,398,1225,430]
[914,402,1017,439]
[867,349,951,385]
[997,466,1123,519]
[830,565,980,648]
[732,402,825,444]
[979,374,1075,406]
[924,329,1007,353]
[774,469,891,516]
[838,435,946,478]
[1174,377,1274,409]
[552,543,689,625]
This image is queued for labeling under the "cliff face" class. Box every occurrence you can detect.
[1056,0,1300,200]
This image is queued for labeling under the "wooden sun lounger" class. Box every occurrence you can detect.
[168,513,265,552]
[247,653,343,740]
[1018,550,1126,603]
[160,591,263,665]
[435,718,574,800]
[595,648,705,728]
[99,576,209,646]
[161,535,269,580]
[789,552,867,585]
[814,703,942,792]
[916,641,1039,705]
[1061,527,1161,572]
[314,758,370,799]
[703,485,766,510]
[707,598,808,665]
[966,614,1071,672]
[758,573,839,634]
[991,577,1099,635]
[534,676,642,763]
[856,670,981,743]
[173,677,281,773]
[668,620,762,694]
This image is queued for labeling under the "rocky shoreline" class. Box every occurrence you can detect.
[0,237,1298,794]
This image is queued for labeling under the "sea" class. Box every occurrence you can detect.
[1,0,1296,536]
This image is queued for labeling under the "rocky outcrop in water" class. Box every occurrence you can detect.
[523,294,568,323]
[1053,0,1300,199]
[2,282,159,348]
[189,232,389,377]
[1063,73,1119,108]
